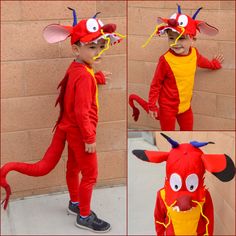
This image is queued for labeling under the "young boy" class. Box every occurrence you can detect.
[129,6,224,131]
[0,8,124,234]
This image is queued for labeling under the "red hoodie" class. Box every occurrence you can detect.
[58,61,105,144]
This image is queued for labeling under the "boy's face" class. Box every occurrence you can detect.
[72,39,106,65]
[167,30,193,55]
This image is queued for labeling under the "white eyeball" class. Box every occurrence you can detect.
[170,173,182,192]
[98,19,104,27]
[170,13,177,19]
[178,15,188,27]
[86,19,99,32]
[186,174,199,192]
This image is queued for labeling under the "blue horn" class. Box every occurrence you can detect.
[192,7,203,19]
[160,133,179,148]
[177,4,182,14]
[68,7,78,26]
[93,12,101,18]
[190,141,214,148]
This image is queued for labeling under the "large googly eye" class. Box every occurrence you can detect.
[98,19,104,27]
[170,13,177,19]
[178,15,188,27]
[170,173,182,192]
[86,19,99,32]
[186,174,199,192]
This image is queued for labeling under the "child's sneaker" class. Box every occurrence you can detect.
[67,201,80,215]
[75,212,111,233]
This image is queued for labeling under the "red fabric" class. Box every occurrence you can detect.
[59,62,99,144]
[95,71,106,84]
[154,188,213,235]
[66,128,97,216]
[159,107,193,131]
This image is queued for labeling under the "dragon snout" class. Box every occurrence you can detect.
[175,195,192,211]
[168,19,179,27]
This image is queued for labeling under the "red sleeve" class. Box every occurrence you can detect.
[196,48,221,70]
[148,56,167,112]
[95,71,106,84]
[154,190,167,236]
[74,73,96,144]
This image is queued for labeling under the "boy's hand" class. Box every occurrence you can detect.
[149,111,158,119]
[85,142,96,153]
[102,71,112,84]
[214,54,224,64]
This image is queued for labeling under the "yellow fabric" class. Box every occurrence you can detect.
[85,66,99,109]
[159,189,205,235]
[164,47,197,114]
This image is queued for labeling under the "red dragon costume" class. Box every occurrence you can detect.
[1,8,124,216]
[132,133,235,236]
[129,5,222,130]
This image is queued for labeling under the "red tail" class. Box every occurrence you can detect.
[0,127,66,209]
[129,94,149,121]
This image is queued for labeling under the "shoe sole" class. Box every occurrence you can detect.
[75,221,112,233]
[67,208,78,216]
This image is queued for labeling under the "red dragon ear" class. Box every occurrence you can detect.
[201,154,235,182]
[196,21,219,36]
[132,150,169,163]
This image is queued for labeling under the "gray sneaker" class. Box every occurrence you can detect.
[75,212,111,233]
[67,201,80,215]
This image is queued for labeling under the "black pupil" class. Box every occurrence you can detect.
[190,185,194,190]
[175,185,178,189]
[93,26,97,30]
[180,22,183,25]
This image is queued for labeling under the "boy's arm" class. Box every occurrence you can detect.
[95,71,106,85]
[148,56,166,112]
[74,74,96,144]
[196,49,222,70]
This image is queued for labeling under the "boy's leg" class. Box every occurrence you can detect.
[159,108,176,131]
[66,129,98,217]
[177,107,193,131]
[66,146,80,203]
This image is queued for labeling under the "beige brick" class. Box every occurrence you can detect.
[21,1,96,20]
[164,1,220,10]
[96,1,126,17]
[96,121,126,152]
[1,62,25,98]
[194,114,235,130]
[192,91,216,116]
[128,1,164,8]
[218,41,235,70]
[24,58,72,96]
[97,150,126,180]
[2,22,60,61]
[216,95,235,119]
[1,1,21,21]
[1,131,32,163]
[95,55,126,90]
[128,35,168,62]
[220,1,235,10]
[99,89,126,122]
[1,95,59,132]
[194,40,219,59]
[194,69,235,96]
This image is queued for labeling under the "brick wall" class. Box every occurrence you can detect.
[155,131,235,235]
[128,1,235,130]
[1,1,126,199]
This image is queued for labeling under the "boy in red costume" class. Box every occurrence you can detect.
[1,8,124,233]
[129,5,224,131]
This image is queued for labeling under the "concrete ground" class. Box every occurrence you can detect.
[128,136,166,235]
[1,186,125,235]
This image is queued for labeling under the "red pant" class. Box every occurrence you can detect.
[159,107,193,131]
[65,128,98,216]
